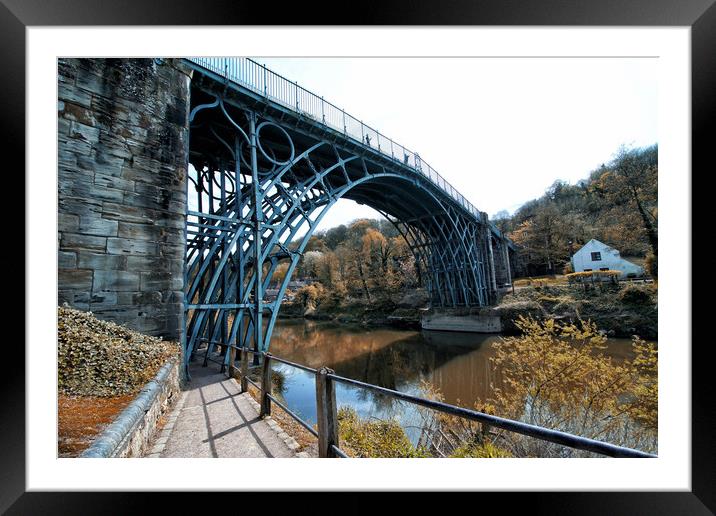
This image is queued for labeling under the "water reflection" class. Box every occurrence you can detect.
[267,318,640,442]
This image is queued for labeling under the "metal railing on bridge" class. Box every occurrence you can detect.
[186,57,483,221]
[219,345,656,459]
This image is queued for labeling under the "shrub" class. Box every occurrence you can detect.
[618,284,653,305]
[337,407,430,458]
[449,442,513,458]
[566,270,620,284]
[295,283,327,308]
[487,316,657,456]
[412,317,657,457]
[496,300,545,333]
[58,306,180,397]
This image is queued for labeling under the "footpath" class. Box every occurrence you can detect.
[146,361,299,458]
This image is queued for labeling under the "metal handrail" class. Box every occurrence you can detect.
[224,346,656,459]
[185,57,484,222]
[327,372,656,459]
[267,393,319,437]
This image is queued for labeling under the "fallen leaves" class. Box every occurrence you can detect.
[58,305,181,397]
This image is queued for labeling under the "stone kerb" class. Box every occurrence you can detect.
[80,358,181,458]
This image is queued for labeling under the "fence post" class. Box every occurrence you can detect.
[260,352,272,417]
[240,347,249,393]
[228,343,237,378]
[315,367,339,458]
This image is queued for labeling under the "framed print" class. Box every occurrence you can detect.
[6,0,711,512]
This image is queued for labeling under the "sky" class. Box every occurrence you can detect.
[251,57,657,233]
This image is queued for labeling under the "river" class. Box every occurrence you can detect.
[265,318,642,444]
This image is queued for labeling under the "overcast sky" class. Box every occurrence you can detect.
[252,57,657,233]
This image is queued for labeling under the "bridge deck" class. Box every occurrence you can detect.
[147,362,299,458]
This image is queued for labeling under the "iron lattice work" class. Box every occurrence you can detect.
[184,59,512,371]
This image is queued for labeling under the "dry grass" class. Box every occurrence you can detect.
[58,393,135,457]
[513,275,568,287]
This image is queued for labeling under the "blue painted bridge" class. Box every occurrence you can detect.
[182,57,516,370]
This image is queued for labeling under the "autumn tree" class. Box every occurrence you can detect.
[289,218,421,304]
[491,209,511,234]
[488,316,657,456]
[597,145,658,268]
[510,203,569,274]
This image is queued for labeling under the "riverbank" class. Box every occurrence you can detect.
[496,282,657,340]
[280,282,657,340]
[280,289,428,330]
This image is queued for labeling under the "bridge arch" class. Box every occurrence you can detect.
[184,75,496,369]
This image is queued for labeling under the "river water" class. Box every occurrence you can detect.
[266,318,640,443]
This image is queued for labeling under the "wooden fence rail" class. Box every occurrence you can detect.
[220,344,656,459]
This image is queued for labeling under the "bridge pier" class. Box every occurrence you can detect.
[57,58,192,340]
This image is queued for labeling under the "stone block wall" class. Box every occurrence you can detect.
[58,58,191,340]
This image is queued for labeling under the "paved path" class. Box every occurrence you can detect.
[147,362,296,458]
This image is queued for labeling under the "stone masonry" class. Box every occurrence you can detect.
[58,58,191,340]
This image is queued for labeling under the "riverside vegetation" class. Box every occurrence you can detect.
[282,226,658,340]
[329,317,657,458]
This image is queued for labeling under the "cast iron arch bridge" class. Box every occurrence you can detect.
[182,57,516,371]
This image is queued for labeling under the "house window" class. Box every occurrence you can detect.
[591,252,602,261]
[599,267,609,271]
[584,268,592,272]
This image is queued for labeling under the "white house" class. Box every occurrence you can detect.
[571,239,644,278]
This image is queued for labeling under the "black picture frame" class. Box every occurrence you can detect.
[4,0,709,513]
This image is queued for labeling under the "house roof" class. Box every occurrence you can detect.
[575,239,615,253]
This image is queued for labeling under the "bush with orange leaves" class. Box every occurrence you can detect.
[487,316,657,456]
[415,316,657,458]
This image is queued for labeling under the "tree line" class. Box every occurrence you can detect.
[273,219,420,305]
[492,144,658,277]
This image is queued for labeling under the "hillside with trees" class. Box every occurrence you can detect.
[492,144,658,277]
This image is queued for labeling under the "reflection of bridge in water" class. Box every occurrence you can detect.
[268,320,506,409]
[264,320,644,447]
[183,58,516,371]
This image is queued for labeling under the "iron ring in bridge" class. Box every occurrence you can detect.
[256,121,295,166]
